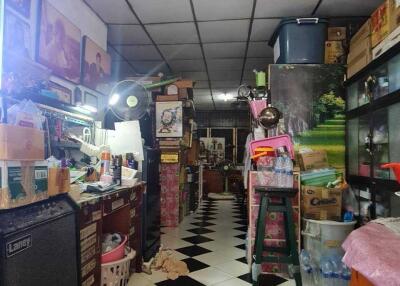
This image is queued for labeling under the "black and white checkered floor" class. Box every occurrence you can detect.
[129,199,295,286]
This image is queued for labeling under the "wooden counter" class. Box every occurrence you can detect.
[75,183,145,286]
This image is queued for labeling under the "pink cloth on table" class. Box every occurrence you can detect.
[342,223,400,286]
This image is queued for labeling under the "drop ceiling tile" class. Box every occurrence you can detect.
[146,23,199,44]
[181,71,209,80]
[114,45,162,60]
[159,44,203,60]
[251,19,281,41]
[127,0,193,24]
[169,59,206,72]
[199,20,250,43]
[207,59,244,71]
[195,102,215,110]
[85,0,138,24]
[244,58,273,71]
[209,70,241,81]
[211,81,240,89]
[108,25,152,45]
[315,0,383,17]
[214,102,236,110]
[194,89,212,97]
[193,0,253,21]
[254,0,319,18]
[129,61,169,75]
[247,42,273,57]
[108,45,124,61]
[203,42,246,58]
[112,61,137,79]
[195,81,210,88]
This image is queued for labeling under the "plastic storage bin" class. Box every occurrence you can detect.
[249,135,295,159]
[101,234,128,264]
[101,248,136,286]
[269,18,328,64]
[301,219,356,264]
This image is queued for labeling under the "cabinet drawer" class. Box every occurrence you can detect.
[103,190,130,215]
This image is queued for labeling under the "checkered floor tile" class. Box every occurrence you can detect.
[129,199,293,286]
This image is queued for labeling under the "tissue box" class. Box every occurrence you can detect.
[0,161,48,209]
[0,124,44,160]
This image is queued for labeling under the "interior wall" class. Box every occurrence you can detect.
[196,110,250,128]
[5,0,108,106]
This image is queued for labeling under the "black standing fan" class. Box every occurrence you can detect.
[108,80,150,121]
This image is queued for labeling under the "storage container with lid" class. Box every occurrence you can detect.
[269,18,328,64]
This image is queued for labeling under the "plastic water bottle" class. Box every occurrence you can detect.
[300,250,313,285]
[274,156,284,187]
[320,257,334,286]
[341,264,351,286]
[283,155,294,187]
[251,262,261,282]
[331,257,342,286]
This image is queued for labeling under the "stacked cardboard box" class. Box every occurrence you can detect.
[325,27,346,64]
[348,0,400,77]
[347,20,372,78]
[299,150,343,221]
[0,124,48,209]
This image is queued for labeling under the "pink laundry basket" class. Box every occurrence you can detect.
[249,135,295,159]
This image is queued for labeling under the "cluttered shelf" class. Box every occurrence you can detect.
[345,40,400,85]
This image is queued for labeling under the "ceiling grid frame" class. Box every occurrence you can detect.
[189,0,216,110]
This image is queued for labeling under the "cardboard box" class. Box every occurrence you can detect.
[347,36,372,78]
[301,185,342,221]
[48,168,70,197]
[325,41,345,64]
[350,19,371,48]
[0,161,48,209]
[298,151,329,171]
[373,24,400,59]
[371,0,391,47]
[0,124,44,160]
[390,0,400,31]
[328,27,347,41]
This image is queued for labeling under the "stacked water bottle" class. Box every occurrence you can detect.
[273,146,294,188]
[300,250,351,286]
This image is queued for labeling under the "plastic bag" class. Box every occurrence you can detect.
[7,99,43,129]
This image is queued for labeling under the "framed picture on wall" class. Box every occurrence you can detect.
[37,0,81,83]
[83,91,98,112]
[3,10,30,58]
[156,101,183,138]
[48,81,72,104]
[5,0,31,18]
[82,36,111,90]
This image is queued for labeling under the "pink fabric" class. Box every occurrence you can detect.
[342,223,400,286]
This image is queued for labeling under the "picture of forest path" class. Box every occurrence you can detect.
[294,114,345,169]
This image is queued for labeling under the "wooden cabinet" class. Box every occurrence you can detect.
[203,169,224,193]
[76,184,145,286]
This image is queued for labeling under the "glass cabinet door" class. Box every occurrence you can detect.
[388,102,400,181]
[388,54,400,93]
[358,115,371,177]
[371,63,389,100]
[347,118,359,176]
[347,78,369,111]
[372,109,389,179]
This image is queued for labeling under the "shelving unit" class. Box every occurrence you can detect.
[345,42,400,223]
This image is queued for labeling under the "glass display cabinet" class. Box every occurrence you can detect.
[346,43,400,223]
